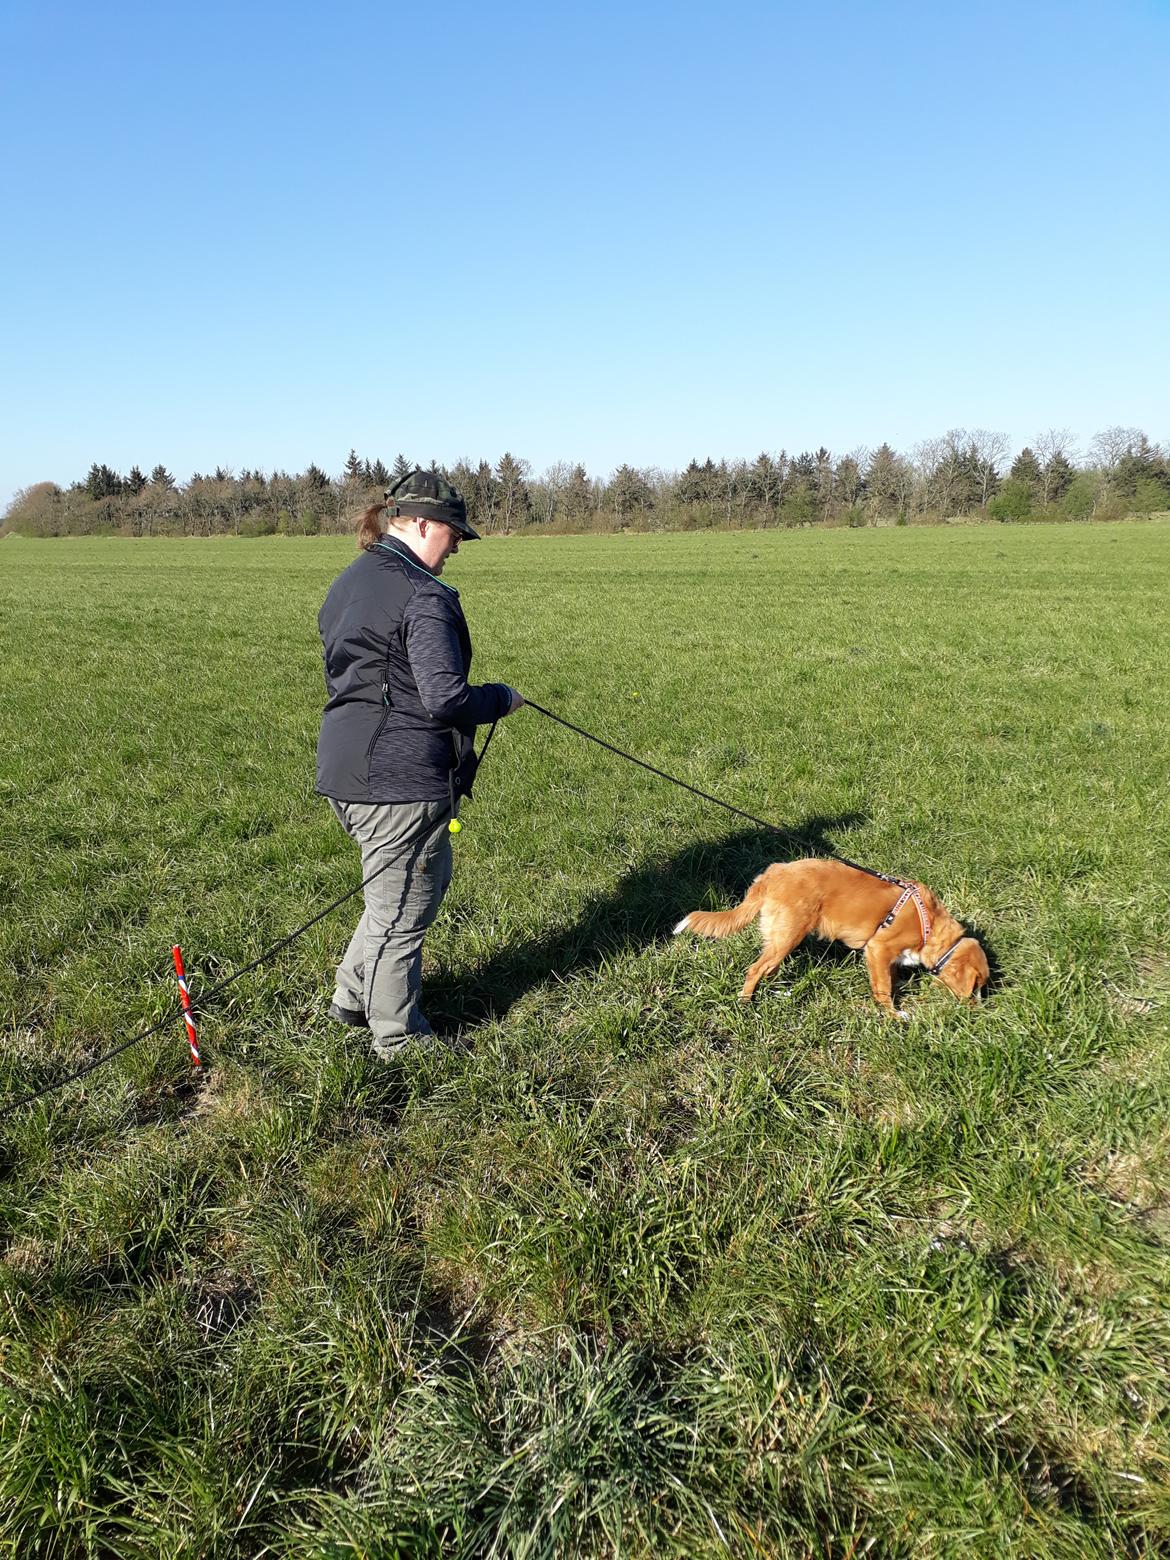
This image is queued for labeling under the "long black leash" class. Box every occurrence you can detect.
[522,698,879,876]
[2,698,892,1119]
[524,701,966,973]
[524,701,965,970]
[0,851,409,1120]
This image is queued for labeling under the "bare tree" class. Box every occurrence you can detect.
[1032,428,1078,506]
[836,447,868,509]
[911,435,949,515]
[534,461,571,526]
[968,429,1010,507]
[1089,425,1144,474]
[716,460,736,524]
[1033,427,1077,465]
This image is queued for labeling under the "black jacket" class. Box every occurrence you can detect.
[316,537,511,803]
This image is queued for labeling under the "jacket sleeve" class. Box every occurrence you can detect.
[317,605,338,698]
[403,591,511,731]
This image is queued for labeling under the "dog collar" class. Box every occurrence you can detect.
[929,936,966,977]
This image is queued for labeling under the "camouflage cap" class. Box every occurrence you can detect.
[385,467,480,540]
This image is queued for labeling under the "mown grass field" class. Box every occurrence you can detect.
[1,522,1169,1557]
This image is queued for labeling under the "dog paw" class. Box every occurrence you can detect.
[671,916,691,936]
[893,1008,910,1022]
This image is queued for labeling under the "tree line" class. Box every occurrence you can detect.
[5,427,1168,539]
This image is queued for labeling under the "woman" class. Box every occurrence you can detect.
[316,467,523,1057]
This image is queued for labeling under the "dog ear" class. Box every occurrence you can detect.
[961,948,989,1002]
[940,944,987,1003]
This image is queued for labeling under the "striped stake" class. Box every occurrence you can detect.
[171,945,201,1067]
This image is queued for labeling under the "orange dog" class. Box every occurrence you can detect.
[673,858,989,1016]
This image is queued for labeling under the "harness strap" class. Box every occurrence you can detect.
[870,877,932,947]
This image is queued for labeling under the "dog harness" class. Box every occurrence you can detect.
[867,875,969,976]
[870,876,932,947]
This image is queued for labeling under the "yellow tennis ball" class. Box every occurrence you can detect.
[448,818,462,835]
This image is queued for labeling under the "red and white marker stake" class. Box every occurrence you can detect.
[171,945,201,1067]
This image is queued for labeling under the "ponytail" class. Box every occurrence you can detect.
[355,504,385,551]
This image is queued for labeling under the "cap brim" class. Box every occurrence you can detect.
[386,497,479,540]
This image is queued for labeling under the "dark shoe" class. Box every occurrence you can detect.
[328,1001,369,1029]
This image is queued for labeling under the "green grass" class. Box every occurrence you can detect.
[1,522,1168,1557]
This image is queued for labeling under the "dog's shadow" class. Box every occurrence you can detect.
[426,812,867,1034]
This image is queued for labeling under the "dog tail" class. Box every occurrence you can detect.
[673,876,767,939]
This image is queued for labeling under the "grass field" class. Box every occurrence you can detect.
[2,522,1169,1557]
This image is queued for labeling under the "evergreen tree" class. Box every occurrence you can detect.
[449,459,475,492]
[781,453,817,524]
[608,465,654,522]
[392,453,412,480]
[713,459,737,523]
[564,463,593,522]
[746,452,784,522]
[459,461,498,531]
[676,457,720,518]
[150,464,174,488]
[85,463,123,500]
[864,443,903,517]
[1113,433,1163,497]
[834,454,864,509]
[1009,447,1042,502]
[125,465,147,495]
[495,452,531,530]
[1042,452,1074,505]
[303,462,330,491]
[676,459,709,507]
[954,441,983,512]
[813,447,835,517]
[343,448,363,482]
[478,460,501,529]
[1131,474,1170,513]
[370,458,390,488]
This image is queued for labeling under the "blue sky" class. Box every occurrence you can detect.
[2,0,1167,506]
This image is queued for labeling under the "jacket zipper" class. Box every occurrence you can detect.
[365,707,390,759]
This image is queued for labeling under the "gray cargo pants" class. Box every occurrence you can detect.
[329,798,453,1057]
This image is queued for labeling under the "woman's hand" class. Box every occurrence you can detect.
[504,687,525,716]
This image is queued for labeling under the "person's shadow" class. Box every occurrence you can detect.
[426,812,867,1035]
